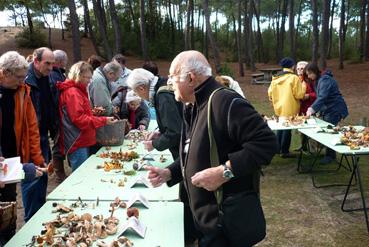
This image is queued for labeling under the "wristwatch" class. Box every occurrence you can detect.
[222,164,234,179]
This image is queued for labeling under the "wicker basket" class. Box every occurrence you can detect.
[96,119,126,146]
[0,201,17,231]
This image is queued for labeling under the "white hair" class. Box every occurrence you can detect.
[297,61,308,67]
[170,50,212,77]
[53,50,68,63]
[0,51,28,73]
[103,61,122,76]
[127,68,155,89]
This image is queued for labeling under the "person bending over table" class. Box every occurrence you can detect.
[57,61,117,171]
[305,63,349,164]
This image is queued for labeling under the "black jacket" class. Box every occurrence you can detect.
[167,77,278,235]
[25,62,59,139]
[152,77,183,160]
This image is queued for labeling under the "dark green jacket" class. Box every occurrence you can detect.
[152,77,183,160]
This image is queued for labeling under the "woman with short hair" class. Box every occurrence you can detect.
[57,61,117,171]
[127,68,182,160]
[305,63,349,164]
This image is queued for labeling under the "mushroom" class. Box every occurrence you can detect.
[118,236,133,247]
[105,222,118,235]
[80,213,92,222]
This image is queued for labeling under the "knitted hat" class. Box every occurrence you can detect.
[125,90,141,103]
[279,57,295,68]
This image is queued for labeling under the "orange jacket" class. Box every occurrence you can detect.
[14,83,44,166]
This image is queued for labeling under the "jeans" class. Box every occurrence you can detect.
[21,172,48,222]
[40,134,51,163]
[68,147,89,171]
[276,130,291,154]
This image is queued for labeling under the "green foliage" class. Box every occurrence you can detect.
[15,27,47,48]
[218,63,233,77]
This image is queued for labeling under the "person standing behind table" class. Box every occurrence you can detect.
[111,54,132,108]
[295,61,317,151]
[305,63,349,164]
[127,68,183,160]
[0,51,47,243]
[89,61,122,116]
[24,47,57,221]
[49,49,68,183]
[145,50,278,246]
[268,57,306,158]
[57,61,117,171]
[119,90,150,131]
[215,75,245,98]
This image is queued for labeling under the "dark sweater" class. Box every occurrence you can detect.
[0,87,17,158]
[167,77,278,235]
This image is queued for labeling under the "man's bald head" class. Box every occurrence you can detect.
[169,50,212,77]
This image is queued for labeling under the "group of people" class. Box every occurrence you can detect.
[268,57,348,163]
[0,48,350,246]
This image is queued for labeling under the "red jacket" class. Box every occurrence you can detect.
[57,79,107,155]
[299,76,317,115]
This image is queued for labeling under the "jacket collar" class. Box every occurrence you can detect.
[194,76,222,108]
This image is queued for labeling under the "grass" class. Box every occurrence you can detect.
[251,101,369,247]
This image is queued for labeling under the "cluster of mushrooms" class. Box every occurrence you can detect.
[29,200,134,247]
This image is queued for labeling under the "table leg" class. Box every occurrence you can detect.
[341,155,369,232]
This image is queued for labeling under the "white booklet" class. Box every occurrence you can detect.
[119,216,147,238]
[0,157,24,184]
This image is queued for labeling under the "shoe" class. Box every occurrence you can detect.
[320,156,334,165]
[280,153,296,158]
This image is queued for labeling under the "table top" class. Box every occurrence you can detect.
[267,117,330,131]
[97,139,173,156]
[6,201,184,247]
[47,155,178,201]
[299,127,369,155]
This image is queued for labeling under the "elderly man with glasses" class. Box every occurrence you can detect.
[145,50,278,246]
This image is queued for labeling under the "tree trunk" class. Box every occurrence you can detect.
[203,0,221,73]
[82,0,101,56]
[37,0,53,48]
[339,0,346,69]
[320,0,330,69]
[60,7,65,40]
[248,0,256,71]
[311,0,319,64]
[92,0,112,60]
[359,0,367,61]
[191,1,195,49]
[139,0,148,60]
[279,0,288,60]
[365,0,369,59]
[25,5,33,35]
[168,0,176,53]
[253,0,265,63]
[235,1,244,76]
[275,0,281,62]
[295,0,303,50]
[327,0,336,58]
[108,0,123,54]
[68,0,82,62]
[185,0,192,50]
[289,0,296,60]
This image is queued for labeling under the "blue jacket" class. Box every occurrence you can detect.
[311,70,348,119]
[25,63,59,138]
